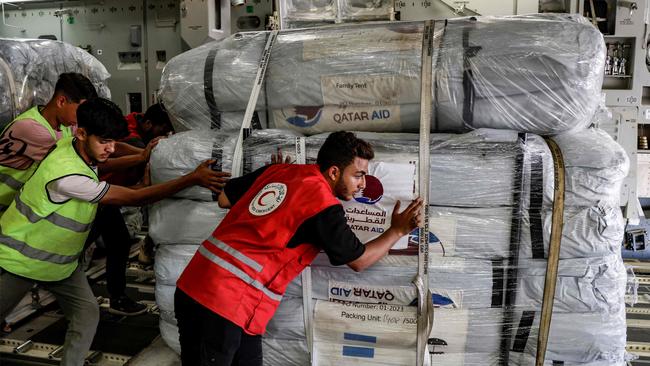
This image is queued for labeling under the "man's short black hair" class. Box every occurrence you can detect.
[77,98,129,140]
[317,131,374,172]
[143,103,173,130]
[54,73,98,103]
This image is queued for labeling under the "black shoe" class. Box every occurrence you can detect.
[109,296,148,316]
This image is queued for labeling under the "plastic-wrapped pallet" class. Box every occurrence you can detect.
[152,200,226,353]
[242,128,626,260]
[154,244,197,354]
[149,129,237,201]
[159,14,604,135]
[243,129,305,171]
[279,0,392,26]
[280,254,627,313]
[149,199,224,245]
[0,38,111,128]
[260,341,628,366]
[265,300,627,364]
[152,199,227,353]
[150,140,229,353]
[242,127,631,365]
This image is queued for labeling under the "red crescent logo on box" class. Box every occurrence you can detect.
[249,183,287,216]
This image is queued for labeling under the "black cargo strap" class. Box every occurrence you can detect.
[210,145,223,201]
[491,259,505,308]
[512,310,535,353]
[462,17,482,127]
[204,48,222,130]
[530,153,545,259]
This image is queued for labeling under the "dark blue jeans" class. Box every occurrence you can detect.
[174,289,263,366]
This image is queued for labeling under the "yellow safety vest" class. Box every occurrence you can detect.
[0,137,98,281]
[0,106,72,211]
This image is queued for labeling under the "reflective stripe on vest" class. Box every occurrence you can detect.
[0,172,24,190]
[14,194,92,233]
[197,244,283,302]
[0,107,72,211]
[206,236,263,272]
[177,164,341,335]
[0,231,79,264]
[0,137,97,281]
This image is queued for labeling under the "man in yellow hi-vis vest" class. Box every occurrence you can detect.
[0,73,98,211]
[0,98,229,366]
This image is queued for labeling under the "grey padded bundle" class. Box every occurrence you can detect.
[149,199,225,245]
[248,127,630,364]
[159,14,604,135]
[265,300,627,364]
[155,244,198,353]
[242,128,626,260]
[0,38,111,128]
[260,340,628,366]
[149,129,238,201]
[281,254,627,313]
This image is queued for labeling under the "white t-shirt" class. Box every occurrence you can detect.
[46,166,110,204]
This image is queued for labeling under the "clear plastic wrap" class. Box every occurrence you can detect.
[234,128,632,365]
[281,254,627,313]
[154,243,200,354]
[159,14,604,135]
[149,198,226,245]
[280,0,392,23]
[149,130,237,201]
[0,38,111,128]
[281,0,337,22]
[264,299,627,364]
[243,128,626,260]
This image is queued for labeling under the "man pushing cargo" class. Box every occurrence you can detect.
[175,131,423,366]
[0,98,229,366]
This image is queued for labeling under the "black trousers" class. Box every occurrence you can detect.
[86,205,131,298]
[174,289,263,366]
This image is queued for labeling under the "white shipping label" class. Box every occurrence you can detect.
[313,301,470,365]
[271,105,402,132]
[328,281,416,305]
[321,74,419,106]
[341,161,416,249]
[328,281,463,308]
[313,300,417,349]
[302,28,421,61]
[314,300,469,353]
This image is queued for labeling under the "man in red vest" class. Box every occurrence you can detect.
[175,131,423,366]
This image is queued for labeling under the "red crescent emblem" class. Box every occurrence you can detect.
[257,191,276,206]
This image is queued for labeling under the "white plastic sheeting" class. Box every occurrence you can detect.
[159,14,604,135]
[0,38,111,128]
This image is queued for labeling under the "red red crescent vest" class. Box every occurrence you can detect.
[177,164,341,335]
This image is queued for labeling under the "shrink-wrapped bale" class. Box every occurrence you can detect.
[150,130,237,201]
[243,129,305,171]
[160,14,604,135]
[149,199,225,245]
[282,254,627,313]
[0,38,111,128]
[154,244,199,353]
[262,338,309,366]
[259,343,629,366]
[242,128,626,259]
[266,300,627,364]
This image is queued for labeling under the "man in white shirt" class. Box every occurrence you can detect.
[0,98,229,366]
